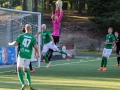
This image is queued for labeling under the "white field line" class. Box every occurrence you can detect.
[0,57,116,74]
[41,57,116,67]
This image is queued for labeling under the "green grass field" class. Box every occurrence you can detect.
[0,56,120,90]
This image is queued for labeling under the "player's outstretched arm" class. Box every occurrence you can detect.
[101,41,105,46]
[34,45,40,58]
[8,41,18,46]
[50,35,54,44]
[105,41,115,45]
[55,4,59,16]
[57,4,63,23]
[35,32,41,38]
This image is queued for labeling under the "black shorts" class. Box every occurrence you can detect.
[116,49,120,55]
[52,35,59,45]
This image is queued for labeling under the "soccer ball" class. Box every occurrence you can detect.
[56,0,63,9]
[43,60,46,63]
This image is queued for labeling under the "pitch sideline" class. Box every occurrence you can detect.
[0,57,116,74]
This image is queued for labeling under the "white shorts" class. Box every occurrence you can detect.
[42,41,59,53]
[102,48,112,58]
[17,57,30,68]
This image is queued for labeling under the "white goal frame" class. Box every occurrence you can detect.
[0,8,41,67]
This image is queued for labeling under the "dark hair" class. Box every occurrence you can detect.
[22,27,25,33]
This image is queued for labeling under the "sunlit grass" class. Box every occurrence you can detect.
[0,56,120,90]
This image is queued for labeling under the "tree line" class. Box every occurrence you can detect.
[1,0,120,32]
[87,0,120,33]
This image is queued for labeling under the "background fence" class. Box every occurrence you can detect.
[0,0,112,53]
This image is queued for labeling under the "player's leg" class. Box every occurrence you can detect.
[98,48,106,70]
[98,57,104,70]
[46,36,59,62]
[50,42,71,57]
[102,49,112,71]
[46,49,53,62]
[117,51,120,66]
[116,49,120,66]
[42,51,51,68]
[24,59,36,90]
[102,56,107,70]
[51,37,66,55]
[42,44,49,63]
[53,36,60,45]
[116,57,120,66]
[118,57,120,66]
[47,36,60,61]
[29,61,35,73]
[17,57,26,90]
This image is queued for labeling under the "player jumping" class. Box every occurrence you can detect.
[46,0,63,64]
[35,24,71,68]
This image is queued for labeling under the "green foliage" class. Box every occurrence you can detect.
[14,6,22,10]
[86,0,120,31]
[87,43,96,52]
[0,0,21,8]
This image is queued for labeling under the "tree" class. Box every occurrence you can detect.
[0,0,5,7]
[87,0,120,32]
[78,0,82,14]
[0,0,9,8]
[22,0,27,11]
[69,0,73,9]
[32,0,37,12]
[70,0,86,14]
[12,0,21,7]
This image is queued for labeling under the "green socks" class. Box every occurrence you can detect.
[104,58,107,67]
[101,57,107,67]
[60,50,67,56]
[24,70,31,85]
[18,70,25,85]
[101,59,104,67]
[43,55,49,63]
[18,69,32,85]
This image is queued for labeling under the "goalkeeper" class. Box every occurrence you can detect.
[46,0,63,64]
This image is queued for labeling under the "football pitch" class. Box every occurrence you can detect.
[0,56,120,90]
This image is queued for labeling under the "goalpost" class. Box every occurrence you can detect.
[0,8,41,67]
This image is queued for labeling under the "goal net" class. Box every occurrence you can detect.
[0,8,41,68]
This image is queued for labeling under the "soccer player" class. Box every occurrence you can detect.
[46,1,63,63]
[36,24,71,68]
[114,31,120,66]
[14,27,35,74]
[8,24,39,90]
[98,27,115,71]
